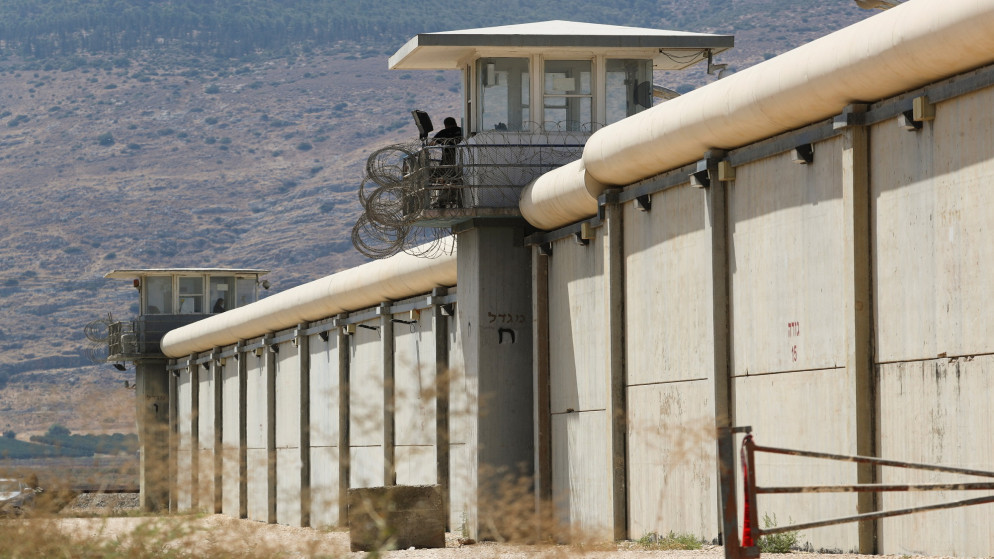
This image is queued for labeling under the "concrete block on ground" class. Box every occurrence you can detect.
[348,485,445,551]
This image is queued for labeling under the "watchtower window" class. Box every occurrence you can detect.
[478,57,529,132]
[145,276,173,315]
[236,277,257,309]
[177,277,204,314]
[606,59,653,124]
[209,276,234,313]
[543,60,591,131]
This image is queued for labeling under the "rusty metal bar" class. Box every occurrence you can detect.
[751,443,994,478]
[758,494,994,536]
[758,482,994,494]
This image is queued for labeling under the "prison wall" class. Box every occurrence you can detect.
[525,58,994,559]
[165,285,466,533]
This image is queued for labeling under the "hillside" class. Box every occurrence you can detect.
[0,1,879,438]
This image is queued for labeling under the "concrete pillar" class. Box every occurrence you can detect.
[699,152,739,556]
[337,314,351,524]
[265,335,277,524]
[839,103,879,554]
[531,250,552,529]
[237,341,248,519]
[601,193,628,540]
[136,358,170,511]
[456,221,534,539]
[432,287,451,529]
[381,304,396,486]
[189,354,200,510]
[296,324,312,527]
[211,350,223,513]
[168,361,178,512]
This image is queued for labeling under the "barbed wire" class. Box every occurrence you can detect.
[351,123,589,259]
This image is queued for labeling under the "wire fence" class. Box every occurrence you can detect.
[351,125,587,259]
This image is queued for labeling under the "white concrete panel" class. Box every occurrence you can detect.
[449,442,474,535]
[175,449,193,511]
[448,313,472,447]
[175,367,195,511]
[877,357,994,557]
[395,445,436,485]
[276,447,302,526]
[309,333,339,447]
[872,86,994,361]
[624,184,713,385]
[350,321,384,446]
[176,369,194,450]
[394,310,436,446]
[197,448,214,511]
[729,144,845,375]
[245,353,269,450]
[246,447,270,522]
[551,410,612,540]
[733,368,858,551]
[197,364,218,511]
[350,446,384,488]
[548,234,608,413]
[198,365,217,452]
[221,358,241,517]
[274,340,303,527]
[221,444,240,518]
[627,380,717,539]
[275,341,301,449]
[309,445,340,529]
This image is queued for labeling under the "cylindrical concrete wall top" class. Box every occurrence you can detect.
[160,237,457,357]
[520,0,994,230]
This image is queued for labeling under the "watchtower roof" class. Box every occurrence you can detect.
[389,20,733,70]
[105,268,269,280]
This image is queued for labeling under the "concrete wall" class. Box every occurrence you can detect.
[161,60,994,558]
[245,340,272,523]
[525,66,994,555]
[869,84,994,558]
[309,323,340,529]
[168,291,467,532]
[622,183,718,539]
[175,367,195,510]
[546,231,613,538]
[220,356,243,518]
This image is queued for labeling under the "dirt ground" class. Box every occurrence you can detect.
[26,514,951,559]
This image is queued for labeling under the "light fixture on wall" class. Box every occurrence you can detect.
[793,144,814,164]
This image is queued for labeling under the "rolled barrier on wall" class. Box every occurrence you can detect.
[520,0,994,230]
[159,237,457,357]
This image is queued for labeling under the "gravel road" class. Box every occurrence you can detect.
[38,514,956,559]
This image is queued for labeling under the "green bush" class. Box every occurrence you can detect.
[97,132,114,146]
[758,513,800,553]
[204,84,220,94]
[636,531,702,550]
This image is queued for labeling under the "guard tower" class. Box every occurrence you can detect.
[364,21,732,538]
[102,268,268,511]
[365,20,733,231]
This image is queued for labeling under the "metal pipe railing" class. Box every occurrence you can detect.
[737,431,994,554]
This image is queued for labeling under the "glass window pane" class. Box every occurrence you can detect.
[543,60,592,131]
[235,278,257,308]
[478,57,529,132]
[145,276,172,314]
[209,276,235,313]
[544,60,591,95]
[178,277,204,314]
[544,97,591,131]
[606,59,653,124]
